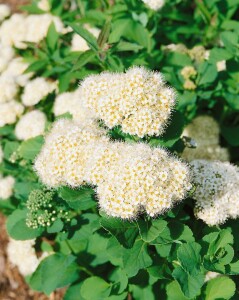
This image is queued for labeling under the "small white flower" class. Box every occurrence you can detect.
[0,4,10,22]
[217,60,226,72]
[22,78,57,106]
[0,101,24,127]
[15,110,47,140]
[7,239,47,276]
[38,0,50,11]
[142,0,165,10]
[0,175,15,199]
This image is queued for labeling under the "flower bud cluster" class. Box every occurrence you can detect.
[26,189,70,229]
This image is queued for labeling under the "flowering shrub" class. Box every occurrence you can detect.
[1,0,239,299]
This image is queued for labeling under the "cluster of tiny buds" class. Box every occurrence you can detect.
[26,189,70,229]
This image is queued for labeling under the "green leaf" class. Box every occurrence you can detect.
[221,125,239,146]
[100,217,139,248]
[64,283,85,300]
[80,277,112,300]
[24,60,49,74]
[19,136,44,160]
[47,219,64,233]
[166,281,188,300]
[6,209,43,240]
[46,22,59,51]
[137,219,167,243]
[67,22,99,52]
[14,182,41,201]
[4,141,20,160]
[177,242,202,275]
[173,266,204,299]
[115,41,143,52]
[204,276,236,300]
[30,253,78,295]
[123,240,152,277]
[220,31,238,54]
[59,186,96,210]
[208,48,233,63]
[72,50,95,71]
[198,62,218,86]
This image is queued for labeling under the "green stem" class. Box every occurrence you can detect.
[195,0,211,24]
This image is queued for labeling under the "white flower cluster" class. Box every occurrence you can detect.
[81,66,176,137]
[142,0,165,10]
[22,77,57,106]
[7,238,47,277]
[0,4,10,22]
[182,116,229,162]
[53,89,96,125]
[0,43,14,72]
[35,119,191,218]
[38,0,50,11]
[15,110,47,140]
[0,13,64,48]
[191,160,239,226]
[35,119,108,187]
[0,101,24,127]
[71,25,100,52]
[0,175,15,199]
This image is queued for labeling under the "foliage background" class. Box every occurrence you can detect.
[1,0,239,299]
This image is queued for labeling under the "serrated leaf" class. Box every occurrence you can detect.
[100,217,139,248]
[177,242,202,275]
[137,219,167,243]
[173,266,204,299]
[59,186,96,210]
[123,240,152,277]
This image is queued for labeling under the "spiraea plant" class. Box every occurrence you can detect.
[1,0,239,299]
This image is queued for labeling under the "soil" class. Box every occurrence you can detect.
[0,0,30,12]
[0,214,65,300]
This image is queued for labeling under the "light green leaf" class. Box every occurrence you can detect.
[80,277,112,300]
[19,136,44,160]
[204,276,236,300]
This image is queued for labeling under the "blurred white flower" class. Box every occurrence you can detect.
[182,115,229,162]
[0,4,10,22]
[0,74,18,103]
[15,110,46,140]
[4,57,33,87]
[7,239,47,276]
[22,77,57,106]
[38,0,50,11]
[71,25,100,52]
[0,101,24,127]
[0,175,15,199]
[217,60,226,72]
[142,0,165,10]
[53,89,96,125]
[0,42,14,73]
